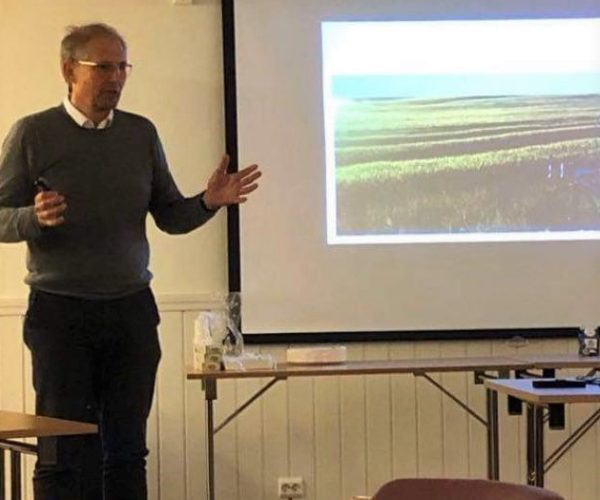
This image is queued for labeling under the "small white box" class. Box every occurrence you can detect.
[223,352,275,371]
[286,345,347,364]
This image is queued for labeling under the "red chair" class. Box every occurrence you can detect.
[371,478,564,500]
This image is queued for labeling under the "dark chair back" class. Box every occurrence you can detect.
[372,478,565,500]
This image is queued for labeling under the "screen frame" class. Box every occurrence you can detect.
[221,0,590,344]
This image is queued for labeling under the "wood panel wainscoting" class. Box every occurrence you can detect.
[0,296,596,500]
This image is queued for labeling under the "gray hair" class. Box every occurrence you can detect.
[60,23,127,62]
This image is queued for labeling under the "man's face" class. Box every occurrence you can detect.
[63,36,128,118]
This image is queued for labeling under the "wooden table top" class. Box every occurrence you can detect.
[485,378,600,404]
[0,411,97,439]
[510,353,600,369]
[187,356,530,380]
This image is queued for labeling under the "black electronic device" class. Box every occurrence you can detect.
[34,177,51,192]
[532,379,586,389]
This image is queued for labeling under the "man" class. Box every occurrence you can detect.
[0,23,260,500]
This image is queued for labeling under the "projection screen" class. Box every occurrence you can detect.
[229,0,600,338]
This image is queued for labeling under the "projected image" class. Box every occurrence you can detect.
[322,19,600,243]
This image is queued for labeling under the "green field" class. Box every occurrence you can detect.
[334,95,600,235]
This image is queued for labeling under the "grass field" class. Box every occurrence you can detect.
[334,95,600,235]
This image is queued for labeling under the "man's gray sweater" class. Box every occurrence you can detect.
[0,105,215,298]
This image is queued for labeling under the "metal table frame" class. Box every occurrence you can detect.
[189,356,530,500]
[485,373,600,487]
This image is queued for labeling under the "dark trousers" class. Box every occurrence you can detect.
[23,288,162,500]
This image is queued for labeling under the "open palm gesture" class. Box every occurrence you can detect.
[203,155,261,210]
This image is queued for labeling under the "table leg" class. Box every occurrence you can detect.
[533,405,545,487]
[0,449,5,500]
[486,388,499,480]
[204,378,218,500]
[526,403,545,487]
[10,451,20,500]
[526,403,534,485]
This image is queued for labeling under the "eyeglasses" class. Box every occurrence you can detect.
[75,60,133,76]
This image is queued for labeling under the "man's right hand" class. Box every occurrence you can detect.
[34,191,67,227]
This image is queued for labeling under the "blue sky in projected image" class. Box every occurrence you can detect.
[332,74,600,99]
[322,18,600,99]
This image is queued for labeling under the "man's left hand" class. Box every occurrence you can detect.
[203,154,261,210]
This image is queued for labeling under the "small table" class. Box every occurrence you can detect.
[484,378,600,488]
[0,411,97,500]
[188,356,530,500]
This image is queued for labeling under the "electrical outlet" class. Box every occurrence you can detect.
[277,477,305,498]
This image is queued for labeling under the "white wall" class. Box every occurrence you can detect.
[0,0,228,299]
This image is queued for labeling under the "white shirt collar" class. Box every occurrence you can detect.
[62,97,114,129]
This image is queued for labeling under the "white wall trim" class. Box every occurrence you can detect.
[0,293,223,316]
[0,297,26,316]
[154,293,226,312]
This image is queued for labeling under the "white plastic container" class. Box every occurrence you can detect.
[193,313,214,369]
